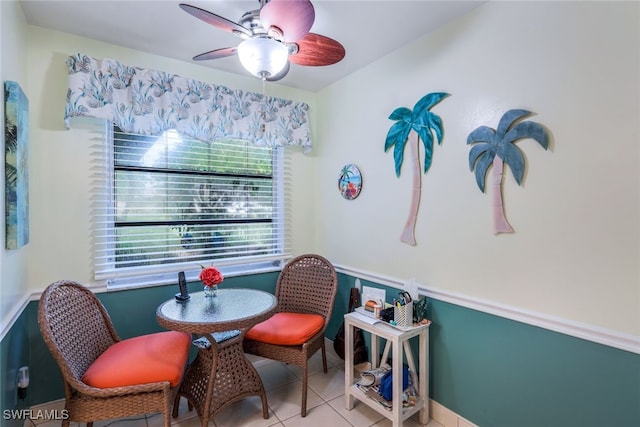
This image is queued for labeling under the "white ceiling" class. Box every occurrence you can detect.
[20,0,484,92]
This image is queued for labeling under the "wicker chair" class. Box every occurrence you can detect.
[243,254,338,417]
[38,280,191,427]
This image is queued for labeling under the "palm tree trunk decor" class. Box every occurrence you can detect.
[400,133,421,245]
[385,92,449,246]
[491,156,513,233]
[467,109,550,235]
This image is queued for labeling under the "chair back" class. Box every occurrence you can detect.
[38,280,120,384]
[275,254,338,319]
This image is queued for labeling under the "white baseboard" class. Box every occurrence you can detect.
[430,399,478,427]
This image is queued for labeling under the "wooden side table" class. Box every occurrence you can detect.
[344,311,430,427]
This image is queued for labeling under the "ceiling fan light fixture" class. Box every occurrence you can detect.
[238,37,288,80]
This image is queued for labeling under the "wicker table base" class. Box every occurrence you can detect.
[156,289,277,427]
[175,333,268,426]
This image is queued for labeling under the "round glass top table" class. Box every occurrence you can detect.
[156,288,277,427]
[157,288,277,334]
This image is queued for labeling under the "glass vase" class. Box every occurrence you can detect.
[203,285,217,297]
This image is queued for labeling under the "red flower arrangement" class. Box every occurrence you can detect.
[199,265,224,288]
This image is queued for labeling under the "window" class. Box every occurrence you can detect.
[93,123,289,287]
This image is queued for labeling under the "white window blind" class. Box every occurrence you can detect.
[91,121,290,286]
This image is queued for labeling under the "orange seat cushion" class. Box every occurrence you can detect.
[82,331,191,388]
[246,312,325,345]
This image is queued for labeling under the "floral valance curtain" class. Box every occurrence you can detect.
[64,53,312,152]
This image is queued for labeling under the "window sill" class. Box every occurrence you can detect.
[105,261,283,292]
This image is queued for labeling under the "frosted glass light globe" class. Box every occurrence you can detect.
[238,37,288,79]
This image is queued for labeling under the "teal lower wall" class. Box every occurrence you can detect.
[2,271,639,427]
[0,307,30,427]
[428,299,640,427]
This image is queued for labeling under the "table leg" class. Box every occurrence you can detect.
[380,340,391,367]
[419,328,429,424]
[391,336,403,427]
[371,333,380,368]
[344,317,354,410]
[175,347,212,427]
[403,340,420,403]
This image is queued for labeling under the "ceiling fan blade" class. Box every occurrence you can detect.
[289,33,345,66]
[266,61,291,82]
[260,0,315,42]
[179,3,251,38]
[193,47,238,61]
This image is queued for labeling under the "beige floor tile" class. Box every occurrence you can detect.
[265,381,324,421]
[167,397,200,425]
[410,411,442,427]
[371,415,443,427]
[145,411,177,427]
[306,366,347,402]
[89,414,156,427]
[401,417,436,427]
[371,418,393,427]
[247,353,279,369]
[283,351,336,380]
[256,360,302,391]
[171,415,203,427]
[327,395,386,427]
[211,396,277,427]
[61,415,161,427]
[26,421,68,427]
[280,403,352,427]
[325,348,347,369]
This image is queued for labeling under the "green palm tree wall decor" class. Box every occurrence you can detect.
[467,109,550,234]
[385,92,449,246]
[339,164,353,186]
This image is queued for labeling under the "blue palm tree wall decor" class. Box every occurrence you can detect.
[467,109,550,234]
[385,92,449,245]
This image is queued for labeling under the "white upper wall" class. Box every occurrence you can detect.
[1,0,30,326]
[314,1,639,336]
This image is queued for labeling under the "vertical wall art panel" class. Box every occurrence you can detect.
[4,81,29,249]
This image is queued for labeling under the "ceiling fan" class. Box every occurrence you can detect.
[179,0,346,81]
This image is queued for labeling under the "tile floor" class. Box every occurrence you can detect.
[32,345,442,427]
